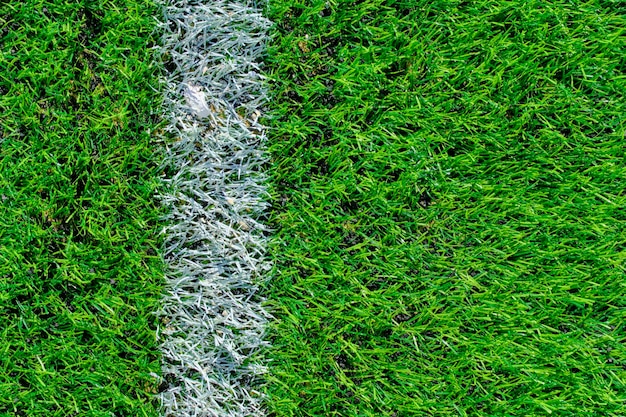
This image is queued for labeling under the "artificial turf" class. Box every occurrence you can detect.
[0,1,164,415]
[261,0,626,415]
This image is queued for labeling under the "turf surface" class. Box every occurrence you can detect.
[0,1,164,415]
[261,1,626,415]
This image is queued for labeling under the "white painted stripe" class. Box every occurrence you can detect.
[154,1,272,415]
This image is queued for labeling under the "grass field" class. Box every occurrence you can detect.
[261,0,626,415]
[0,1,164,415]
[1,0,626,416]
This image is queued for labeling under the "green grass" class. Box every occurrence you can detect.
[262,0,626,415]
[0,1,164,415]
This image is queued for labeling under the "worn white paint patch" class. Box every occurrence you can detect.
[154,1,272,416]
[184,85,211,119]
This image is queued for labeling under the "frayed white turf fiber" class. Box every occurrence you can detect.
[154,1,272,415]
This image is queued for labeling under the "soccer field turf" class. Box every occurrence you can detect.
[261,0,626,415]
[1,0,625,416]
[0,1,164,415]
